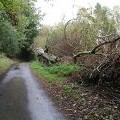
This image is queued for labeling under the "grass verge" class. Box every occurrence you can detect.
[0,55,15,74]
[30,61,82,82]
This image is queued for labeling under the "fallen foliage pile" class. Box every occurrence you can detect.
[98,54,120,86]
[95,54,120,105]
[69,53,120,106]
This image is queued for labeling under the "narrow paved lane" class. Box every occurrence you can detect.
[0,63,65,120]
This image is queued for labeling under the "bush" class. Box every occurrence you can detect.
[0,21,20,56]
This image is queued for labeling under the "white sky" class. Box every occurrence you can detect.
[35,0,120,26]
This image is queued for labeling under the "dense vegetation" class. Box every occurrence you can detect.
[0,0,40,59]
[35,3,120,56]
[33,3,120,88]
[31,3,120,119]
[0,1,120,119]
[30,61,82,81]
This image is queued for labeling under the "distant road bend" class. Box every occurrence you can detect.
[0,63,65,120]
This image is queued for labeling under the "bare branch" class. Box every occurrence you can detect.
[64,18,77,40]
[73,36,120,59]
[91,36,120,54]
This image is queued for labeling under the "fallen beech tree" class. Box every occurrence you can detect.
[73,36,120,63]
[69,37,120,103]
[72,36,120,86]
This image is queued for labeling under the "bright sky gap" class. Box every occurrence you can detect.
[35,0,120,26]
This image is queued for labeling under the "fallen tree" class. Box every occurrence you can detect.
[71,36,120,103]
[73,36,120,63]
[32,46,58,66]
[72,36,120,84]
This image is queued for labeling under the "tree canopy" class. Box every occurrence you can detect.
[0,0,40,58]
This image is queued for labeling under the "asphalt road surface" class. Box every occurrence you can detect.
[0,63,65,120]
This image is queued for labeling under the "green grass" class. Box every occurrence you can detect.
[30,61,58,81]
[30,61,83,82]
[30,61,65,82]
[0,55,15,73]
[46,63,81,76]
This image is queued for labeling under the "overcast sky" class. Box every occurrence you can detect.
[35,0,120,26]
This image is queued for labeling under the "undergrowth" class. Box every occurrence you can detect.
[30,61,82,82]
[45,63,81,76]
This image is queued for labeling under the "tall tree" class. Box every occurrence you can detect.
[0,0,40,58]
